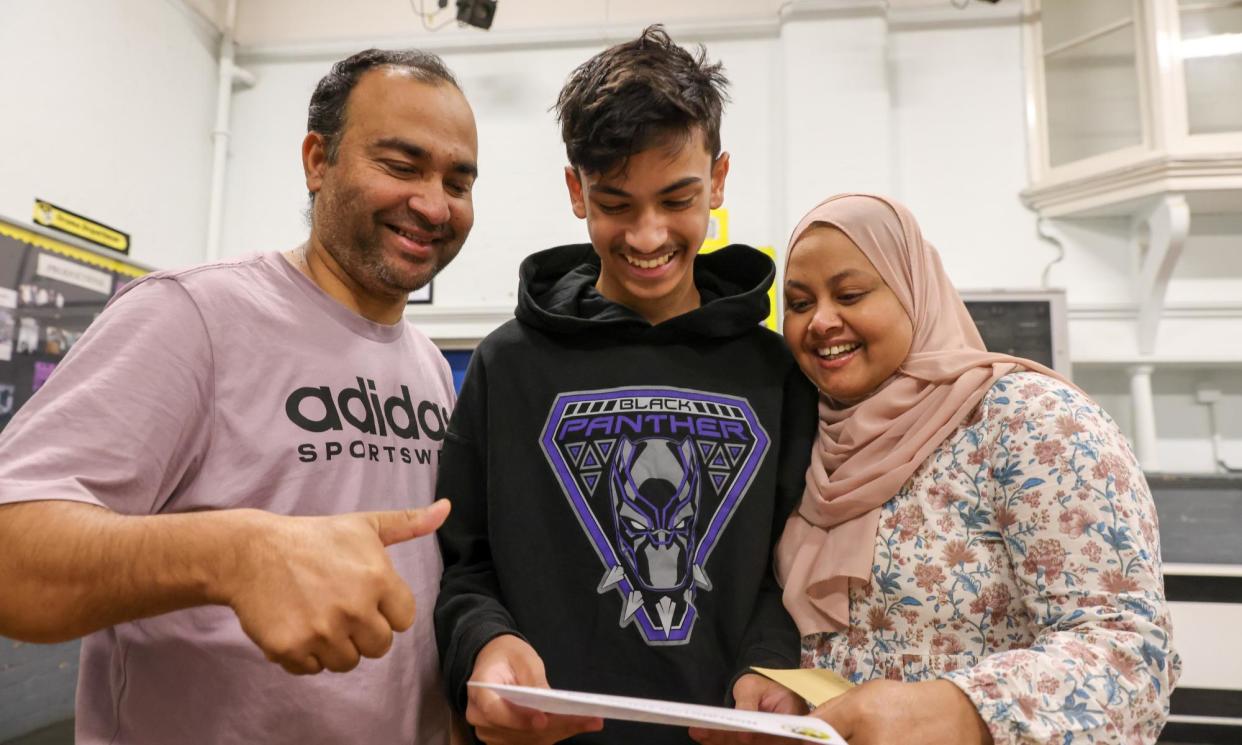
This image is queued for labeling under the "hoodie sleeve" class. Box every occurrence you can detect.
[435,350,525,714]
[730,366,820,697]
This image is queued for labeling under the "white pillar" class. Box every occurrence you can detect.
[1128,364,1159,471]
[776,0,893,233]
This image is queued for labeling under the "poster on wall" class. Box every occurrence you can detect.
[407,280,433,305]
[0,216,148,432]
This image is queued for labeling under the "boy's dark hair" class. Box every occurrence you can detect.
[308,48,460,164]
[554,25,729,176]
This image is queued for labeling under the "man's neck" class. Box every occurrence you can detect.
[284,242,407,325]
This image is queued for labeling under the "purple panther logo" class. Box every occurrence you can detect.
[540,387,769,645]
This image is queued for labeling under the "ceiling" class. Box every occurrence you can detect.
[181,0,998,47]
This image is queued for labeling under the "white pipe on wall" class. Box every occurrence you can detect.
[205,0,253,263]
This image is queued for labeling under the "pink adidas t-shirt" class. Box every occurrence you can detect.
[0,252,455,744]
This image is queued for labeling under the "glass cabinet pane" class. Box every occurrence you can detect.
[1179,1,1242,135]
[1042,0,1135,50]
[1043,13,1144,166]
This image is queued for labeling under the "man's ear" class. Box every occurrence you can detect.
[564,166,587,220]
[303,132,329,196]
[709,152,730,210]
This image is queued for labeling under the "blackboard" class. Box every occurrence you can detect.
[960,289,1070,376]
[1148,473,1242,566]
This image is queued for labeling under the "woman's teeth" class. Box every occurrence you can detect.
[624,253,673,269]
[817,343,860,359]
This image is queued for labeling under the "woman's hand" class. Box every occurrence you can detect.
[689,673,808,745]
[811,679,993,745]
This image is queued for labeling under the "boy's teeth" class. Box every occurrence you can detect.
[817,343,860,358]
[625,253,673,269]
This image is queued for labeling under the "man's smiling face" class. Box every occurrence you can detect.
[306,67,478,301]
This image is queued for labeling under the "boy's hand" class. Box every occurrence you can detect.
[689,673,807,745]
[466,634,604,745]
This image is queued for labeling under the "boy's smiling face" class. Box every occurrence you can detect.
[565,127,729,325]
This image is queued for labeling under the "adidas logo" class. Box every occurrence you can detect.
[285,377,448,441]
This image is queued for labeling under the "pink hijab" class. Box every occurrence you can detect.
[774,193,1070,635]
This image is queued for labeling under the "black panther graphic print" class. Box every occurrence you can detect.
[539,387,770,645]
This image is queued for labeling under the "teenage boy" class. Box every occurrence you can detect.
[435,27,817,744]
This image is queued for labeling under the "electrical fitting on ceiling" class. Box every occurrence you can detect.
[411,0,498,31]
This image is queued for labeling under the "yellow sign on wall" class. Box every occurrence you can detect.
[33,199,130,254]
[698,209,778,330]
[703,208,730,252]
[752,246,778,331]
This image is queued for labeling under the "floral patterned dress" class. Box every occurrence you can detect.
[801,372,1180,744]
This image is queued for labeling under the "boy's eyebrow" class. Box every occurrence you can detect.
[658,177,701,194]
[591,176,703,199]
[592,185,631,198]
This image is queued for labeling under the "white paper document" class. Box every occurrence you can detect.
[469,682,848,744]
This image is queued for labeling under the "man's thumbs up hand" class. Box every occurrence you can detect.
[218,500,450,675]
[367,499,451,546]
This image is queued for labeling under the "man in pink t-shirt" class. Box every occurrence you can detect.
[0,48,478,744]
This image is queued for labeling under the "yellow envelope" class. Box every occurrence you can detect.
[750,667,854,708]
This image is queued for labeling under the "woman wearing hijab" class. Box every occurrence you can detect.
[775,194,1177,744]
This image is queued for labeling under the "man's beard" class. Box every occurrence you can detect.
[321,209,456,297]
[355,233,442,293]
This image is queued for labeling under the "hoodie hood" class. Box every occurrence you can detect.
[515,243,774,342]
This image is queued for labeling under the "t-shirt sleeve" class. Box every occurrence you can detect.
[0,277,214,515]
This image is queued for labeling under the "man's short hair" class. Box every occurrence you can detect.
[554,25,729,176]
[307,48,460,164]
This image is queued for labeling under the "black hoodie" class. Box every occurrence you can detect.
[435,243,818,744]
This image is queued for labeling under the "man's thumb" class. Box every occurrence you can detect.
[366,499,451,546]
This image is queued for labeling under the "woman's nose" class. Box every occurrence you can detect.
[808,307,842,336]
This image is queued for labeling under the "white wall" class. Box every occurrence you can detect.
[0,0,220,269]
[890,17,1057,287]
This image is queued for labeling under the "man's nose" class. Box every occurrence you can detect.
[409,181,450,226]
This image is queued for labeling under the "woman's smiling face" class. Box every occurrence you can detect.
[783,225,914,405]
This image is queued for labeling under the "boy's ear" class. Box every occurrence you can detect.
[709,152,730,210]
[564,166,587,220]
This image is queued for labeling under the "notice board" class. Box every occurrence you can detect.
[0,216,149,432]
